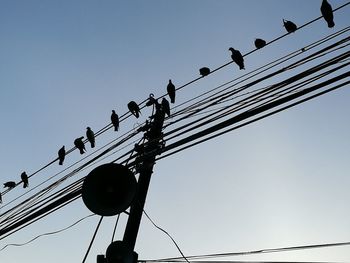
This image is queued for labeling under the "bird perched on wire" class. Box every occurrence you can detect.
[146,94,158,107]
[199,67,210,77]
[58,146,65,165]
[283,19,297,33]
[254,38,266,49]
[21,172,29,188]
[86,127,95,148]
[161,98,170,117]
[167,80,176,104]
[3,181,16,189]
[229,47,245,70]
[321,0,335,28]
[74,136,86,154]
[111,110,119,131]
[128,101,141,118]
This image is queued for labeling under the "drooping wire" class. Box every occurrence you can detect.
[143,210,191,263]
[0,214,95,252]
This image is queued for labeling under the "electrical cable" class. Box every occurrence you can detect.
[82,216,104,263]
[157,79,350,162]
[162,50,350,144]
[0,214,95,252]
[143,210,191,263]
[0,128,142,221]
[142,260,343,263]
[149,240,350,261]
[111,214,121,243]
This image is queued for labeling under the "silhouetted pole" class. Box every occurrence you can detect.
[123,104,165,257]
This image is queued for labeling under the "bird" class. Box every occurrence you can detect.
[127,101,141,118]
[161,98,170,117]
[254,38,266,49]
[3,181,16,189]
[167,79,176,104]
[229,47,245,70]
[321,0,335,28]
[74,136,86,154]
[58,146,65,165]
[86,127,95,148]
[199,67,210,77]
[146,94,158,107]
[283,19,297,33]
[111,110,119,131]
[21,172,29,188]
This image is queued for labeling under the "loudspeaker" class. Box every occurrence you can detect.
[82,163,137,216]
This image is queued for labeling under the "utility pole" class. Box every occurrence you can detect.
[100,101,165,263]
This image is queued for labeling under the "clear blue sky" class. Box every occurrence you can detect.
[0,1,350,262]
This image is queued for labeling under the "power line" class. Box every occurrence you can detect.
[148,240,350,261]
[142,261,341,263]
[157,77,350,162]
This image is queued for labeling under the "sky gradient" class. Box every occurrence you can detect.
[0,1,350,262]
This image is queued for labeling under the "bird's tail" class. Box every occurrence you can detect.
[328,21,335,28]
[91,142,95,148]
[171,97,175,104]
[59,160,63,165]
[80,149,85,154]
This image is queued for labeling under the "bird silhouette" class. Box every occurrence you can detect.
[321,0,335,28]
[146,94,158,107]
[74,136,86,154]
[86,127,95,148]
[128,101,141,118]
[3,181,16,189]
[229,47,245,70]
[161,98,170,117]
[167,80,176,103]
[199,67,210,77]
[21,172,29,188]
[254,38,266,49]
[58,146,65,165]
[0,192,2,203]
[283,19,297,33]
[111,110,119,131]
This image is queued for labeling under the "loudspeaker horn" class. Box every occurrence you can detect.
[82,163,137,216]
